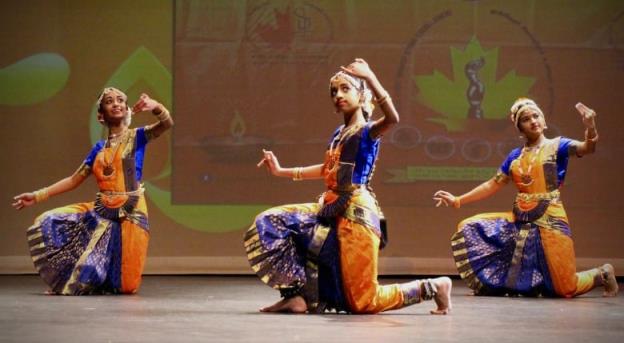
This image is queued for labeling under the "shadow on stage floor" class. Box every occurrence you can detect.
[1,275,622,342]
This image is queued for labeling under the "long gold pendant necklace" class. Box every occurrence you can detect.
[102,130,126,177]
[517,143,544,186]
[328,124,359,168]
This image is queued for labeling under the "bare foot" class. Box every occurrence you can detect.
[601,264,619,297]
[259,295,307,313]
[430,277,452,315]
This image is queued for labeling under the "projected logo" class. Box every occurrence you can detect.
[389,9,554,182]
[415,36,535,132]
[245,2,333,64]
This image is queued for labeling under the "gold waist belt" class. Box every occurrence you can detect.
[515,189,560,202]
[98,184,145,197]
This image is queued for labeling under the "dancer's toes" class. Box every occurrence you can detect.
[430,308,450,315]
[260,296,307,313]
[259,298,287,312]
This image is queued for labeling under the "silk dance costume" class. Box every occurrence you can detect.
[27,126,158,295]
[245,123,439,313]
[452,137,611,297]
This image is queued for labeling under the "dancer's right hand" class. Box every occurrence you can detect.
[433,190,458,208]
[574,102,597,129]
[257,149,282,176]
[12,193,36,210]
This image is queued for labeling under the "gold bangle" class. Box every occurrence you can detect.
[34,187,50,203]
[292,167,304,181]
[453,197,461,209]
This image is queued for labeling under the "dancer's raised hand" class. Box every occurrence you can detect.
[575,102,597,129]
[132,93,163,114]
[341,58,376,81]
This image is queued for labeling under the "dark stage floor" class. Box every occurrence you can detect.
[1,275,622,342]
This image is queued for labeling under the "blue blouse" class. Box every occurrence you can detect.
[83,127,149,181]
[328,123,380,185]
[499,137,575,187]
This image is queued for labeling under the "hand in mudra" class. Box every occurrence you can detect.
[132,93,162,113]
[12,193,36,210]
[433,190,458,208]
[341,58,375,80]
[575,102,597,129]
[257,149,282,176]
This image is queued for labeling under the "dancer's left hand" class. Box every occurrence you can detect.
[575,102,597,129]
[341,58,375,81]
[132,93,163,114]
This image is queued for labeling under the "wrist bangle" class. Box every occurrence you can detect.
[292,167,304,181]
[34,187,50,203]
[453,197,461,209]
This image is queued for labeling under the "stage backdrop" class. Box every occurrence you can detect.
[2,0,623,275]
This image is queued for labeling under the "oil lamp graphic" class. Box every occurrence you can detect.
[200,111,272,162]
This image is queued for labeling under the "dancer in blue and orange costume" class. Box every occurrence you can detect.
[434,98,618,298]
[244,58,452,314]
[12,88,173,295]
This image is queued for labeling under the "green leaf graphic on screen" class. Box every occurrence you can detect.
[90,47,267,233]
[414,36,535,131]
[0,53,69,105]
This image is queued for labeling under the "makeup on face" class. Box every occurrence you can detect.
[330,76,361,113]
